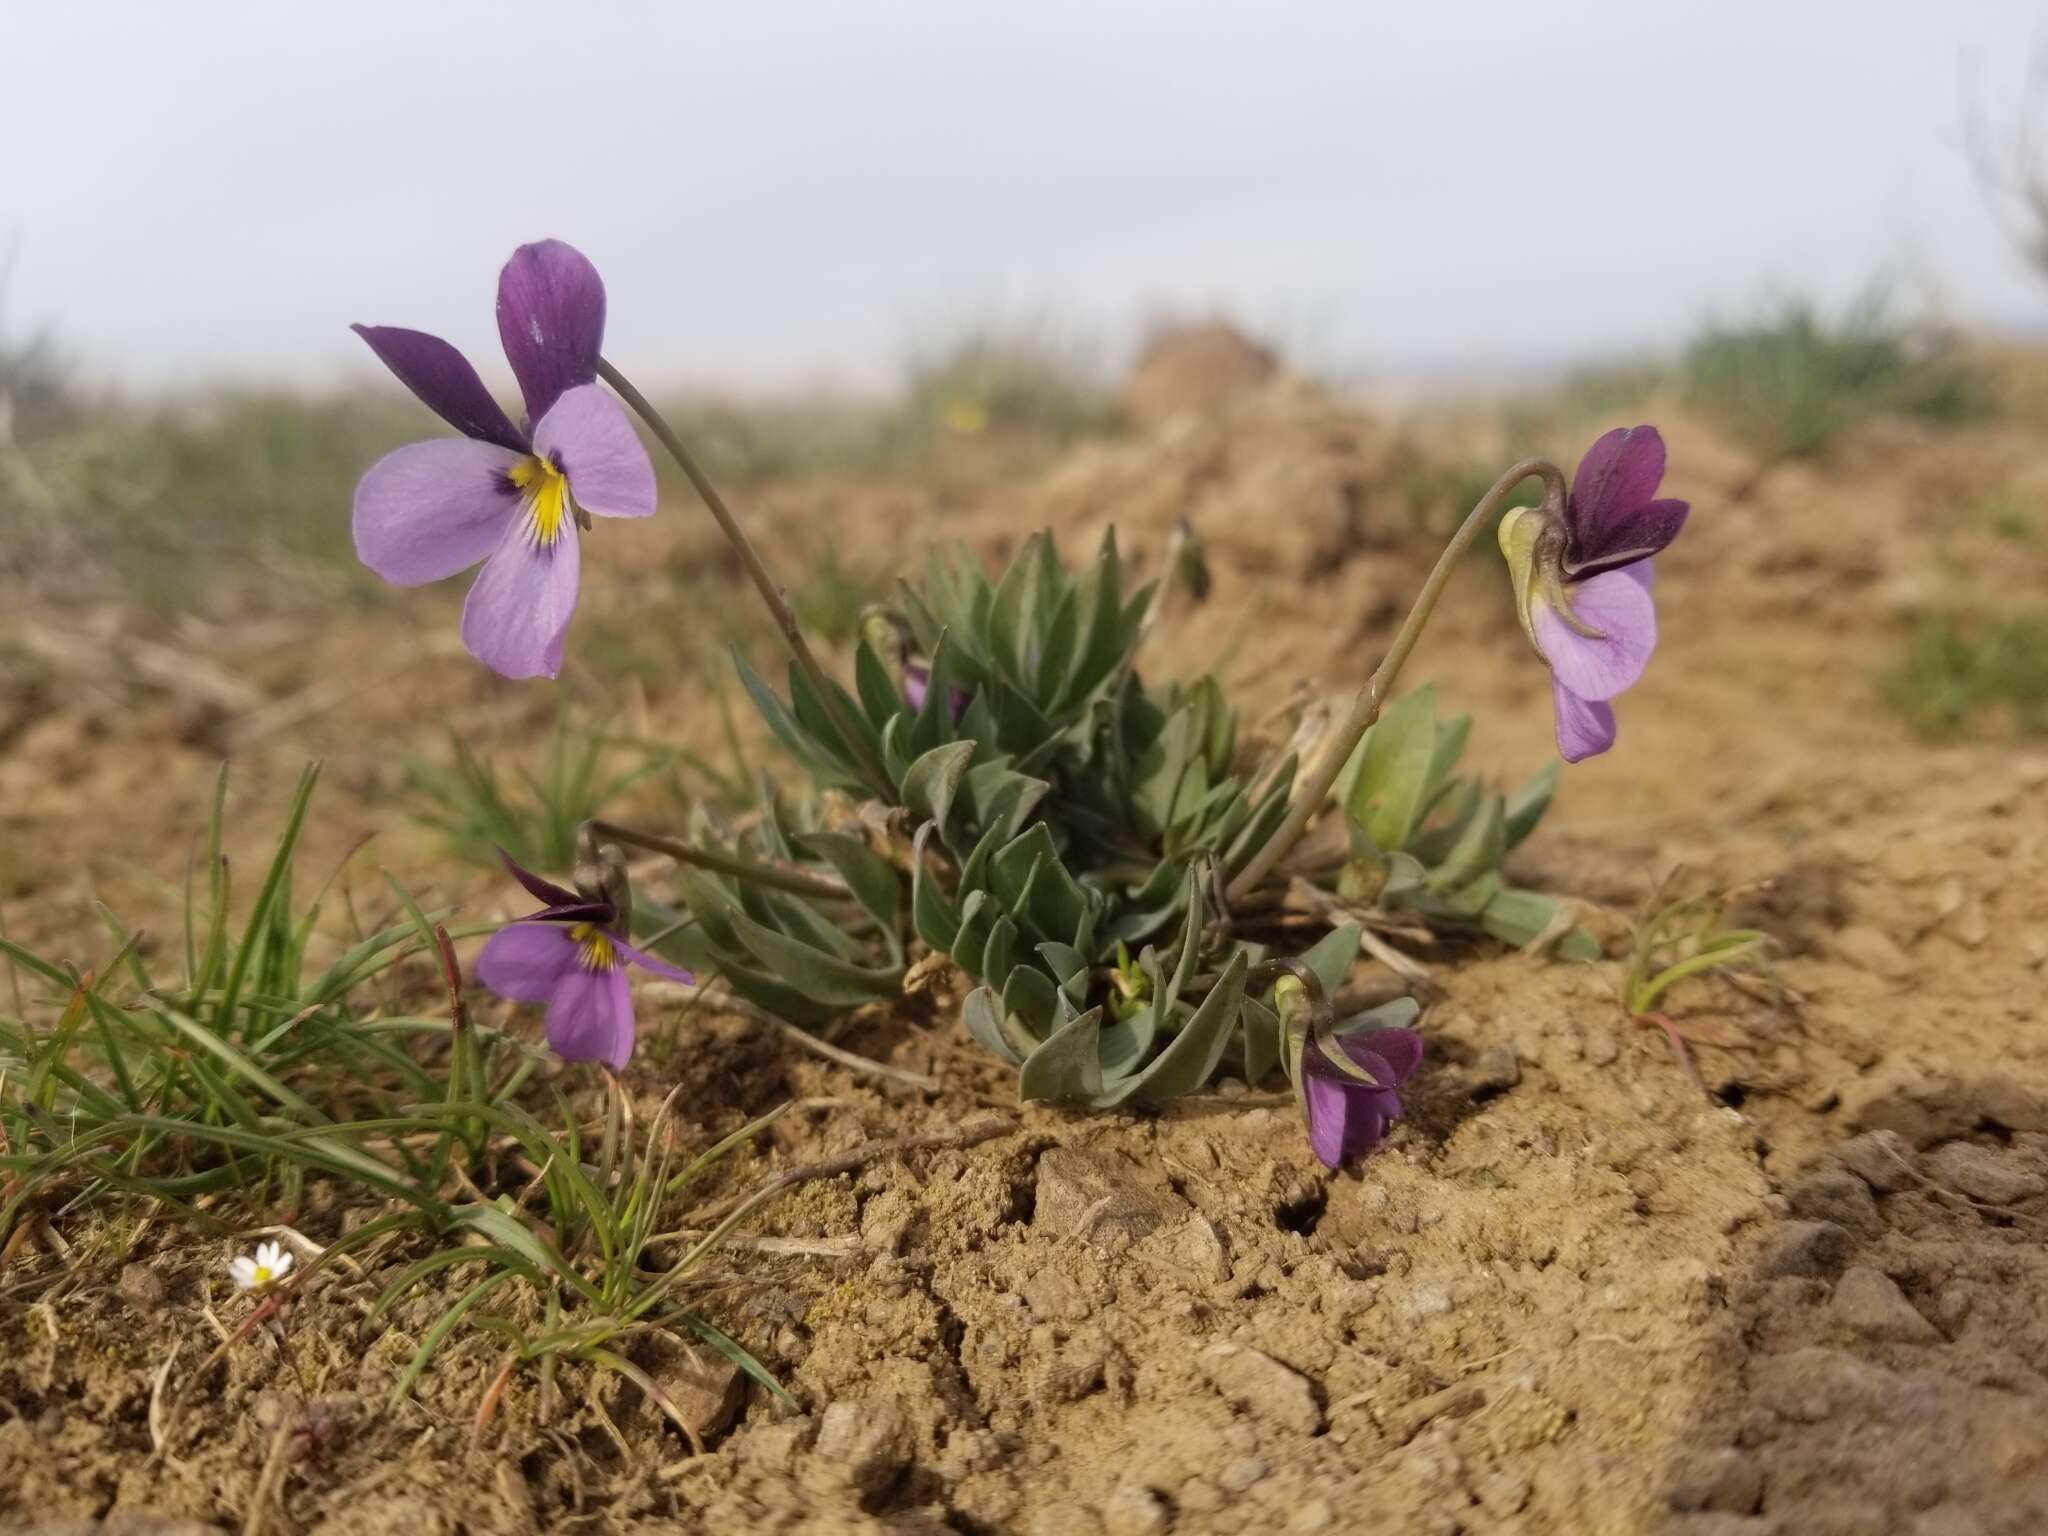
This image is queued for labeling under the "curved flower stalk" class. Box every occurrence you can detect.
[352,240,657,679]
[476,849,690,1069]
[1497,426,1689,761]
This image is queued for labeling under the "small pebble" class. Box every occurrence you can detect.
[117,1262,166,1313]
[1756,1220,1852,1279]
[1839,1130,1916,1192]
[1832,1266,1939,1343]
[1925,1142,2047,1205]
[1100,1483,1169,1536]
[1787,1168,1880,1233]
[1219,1456,1268,1492]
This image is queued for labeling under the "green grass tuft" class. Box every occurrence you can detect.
[0,763,785,1418]
[1883,610,2048,736]
[1973,489,2041,542]
[399,706,678,874]
[1681,296,1987,461]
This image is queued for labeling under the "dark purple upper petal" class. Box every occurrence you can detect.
[1339,1025,1423,1087]
[352,325,528,453]
[499,850,614,924]
[496,241,606,427]
[1566,426,1688,577]
[499,850,581,909]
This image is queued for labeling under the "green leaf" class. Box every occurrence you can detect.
[1239,996,1282,1086]
[901,740,978,830]
[1503,761,1561,850]
[1480,890,1601,961]
[1000,963,1060,1036]
[1035,582,1081,708]
[990,825,1090,941]
[733,650,843,782]
[793,831,901,931]
[1332,995,1422,1039]
[1018,1004,1105,1102]
[988,533,1047,678]
[1346,685,1441,850]
[1422,711,1472,811]
[1423,794,1506,894]
[1297,923,1362,999]
[854,640,906,731]
[963,986,1026,1066]
[727,913,902,1007]
[1095,949,1248,1106]
[910,824,961,953]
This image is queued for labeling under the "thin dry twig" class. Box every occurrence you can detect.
[650,1230,862,1260]
[241,1416,297,1536]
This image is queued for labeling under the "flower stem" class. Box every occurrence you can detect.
[582,818,851,901]
[1224,456,1567,905]
[595,358,893,799]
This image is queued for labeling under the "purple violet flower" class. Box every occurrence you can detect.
[351,240,657,680]
[902,659,969,720]
[1497,426,1689,762]
[1301,1026,1423,1169]
[475,853,691,1070]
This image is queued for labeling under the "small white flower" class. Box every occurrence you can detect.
[230,1240,294,1294]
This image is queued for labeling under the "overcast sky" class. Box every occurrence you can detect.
[5,1,2047,389]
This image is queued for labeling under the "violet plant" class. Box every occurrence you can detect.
[351,239,1697,1170]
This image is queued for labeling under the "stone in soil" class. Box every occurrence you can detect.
[1196,1342,1323,1435]
[1831,1266,1941,1344]
[1924,1142,2047,1206]
[1755,1219,1854,1279]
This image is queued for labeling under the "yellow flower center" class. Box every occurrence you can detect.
[507,454,573,547]
[251,1264,274,1287]
[570,921,619,972]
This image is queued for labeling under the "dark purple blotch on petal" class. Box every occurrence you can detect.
[1563,425,1689,580]
[352,324,528,453]
[496,240,607,427]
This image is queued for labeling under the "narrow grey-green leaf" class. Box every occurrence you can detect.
[900,740,977,830]
[1018,1004,1105,1102]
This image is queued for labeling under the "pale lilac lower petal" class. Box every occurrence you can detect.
[353,439,521,586]
[460,517,582,680]
[1533,568,1657,702]
[1620,559,1654,591]
[1552,679,1618,762]
[477,923,577,1003]
[535,384,656,520]
[1303,1067,1353,1169]
[547,964,635,1069]
[616,939,694,985]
